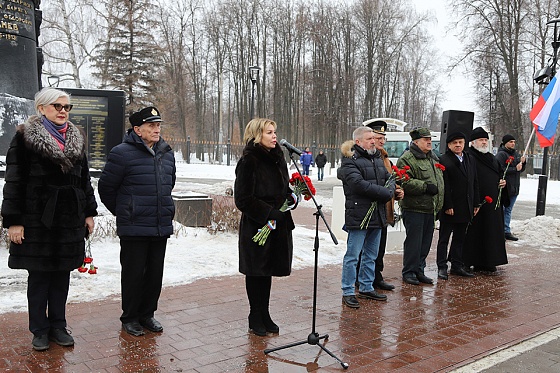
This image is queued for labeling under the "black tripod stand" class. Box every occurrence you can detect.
[264,150,348,370]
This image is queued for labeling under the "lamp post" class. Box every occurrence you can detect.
[249,65,260,119]
[47,75,60,87]
[534,18,560,216]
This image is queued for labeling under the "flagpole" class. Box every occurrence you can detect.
[522,127,535,158]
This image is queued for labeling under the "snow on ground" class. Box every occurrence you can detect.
[0,162,558,314]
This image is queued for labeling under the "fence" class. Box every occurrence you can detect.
[525,154,560,180]
[165,137,343,167]
[165,138,560,180]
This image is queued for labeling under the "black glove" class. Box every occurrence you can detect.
[425,183,438,195]
[268,209,286,223]
[287,192,299,210]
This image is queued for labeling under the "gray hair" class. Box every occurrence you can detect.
[34,87,71,116]
[353,126,373,141]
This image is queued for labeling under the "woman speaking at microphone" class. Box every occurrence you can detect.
[234,118,298,336]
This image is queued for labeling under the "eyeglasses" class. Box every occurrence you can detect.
[50,103,73,112]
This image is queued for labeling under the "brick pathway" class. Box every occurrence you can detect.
[1,207,560,372]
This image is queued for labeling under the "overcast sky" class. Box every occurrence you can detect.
[412,0,480,118]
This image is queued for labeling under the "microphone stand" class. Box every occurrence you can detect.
[264,150,348,370]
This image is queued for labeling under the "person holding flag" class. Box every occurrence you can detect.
[496,135,526,241]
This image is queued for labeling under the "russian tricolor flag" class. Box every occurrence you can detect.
[530,76,560,147]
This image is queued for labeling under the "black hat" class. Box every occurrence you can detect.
[469,127,489,141]
[501,134,515,145]
[409,127,432,140]
[446,131,466,143]
[129,106,162,127]
[365,120,387,135]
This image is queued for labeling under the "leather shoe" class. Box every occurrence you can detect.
[374,280,395,290]
[416,273,433,284]
[32,334,49,351]
[438,268,448,280]
[474,265,497,272]
[122,321,145,336]
[450,267,475,277]
[140,317,163,332]
[357,290,387,301]
[49,328,74,346]
[342,295,360,308]
[403,275,420,285]
[505,233,519,241]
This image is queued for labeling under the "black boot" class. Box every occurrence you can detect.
[248,312,266,336]
[246,276,266,336]
[260,276,279,333]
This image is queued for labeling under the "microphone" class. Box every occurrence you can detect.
[279,139,303,156]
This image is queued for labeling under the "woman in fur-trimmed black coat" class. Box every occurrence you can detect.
[1,88,97,351]
[234,118,297,337]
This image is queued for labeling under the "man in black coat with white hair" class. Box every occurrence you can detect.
[99,106,176,337]
[462,127,508,272]
[436,132,478,280]
[337,126,395,308]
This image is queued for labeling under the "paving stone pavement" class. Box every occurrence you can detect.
[1,205,560,372]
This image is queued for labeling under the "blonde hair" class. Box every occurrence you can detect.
[34,87,71,116]
[243,118,277,144]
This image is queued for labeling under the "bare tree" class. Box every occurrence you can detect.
[40,0,101,87]
[450,0,531,146]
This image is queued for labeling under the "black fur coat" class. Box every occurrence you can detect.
[1,115,98,271]
[234,142,295,276]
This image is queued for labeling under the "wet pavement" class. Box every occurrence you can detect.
[1,204,560,372]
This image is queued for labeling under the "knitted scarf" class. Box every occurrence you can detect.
[41,116,68,151]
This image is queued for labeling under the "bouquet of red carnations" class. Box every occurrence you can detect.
[360,166,410,229]
[78,239,98,274]
[253,173,316,246]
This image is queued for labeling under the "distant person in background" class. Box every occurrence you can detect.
[463,127,508,272]
[300,147,314,176]
[496,134,526,241]
[1,87,97,351]
[436,132,477,280]
[315,150,327,181]
[99,106,176,337]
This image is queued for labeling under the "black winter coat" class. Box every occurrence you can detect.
[439,149,479,223]
[337,141,394,230]
[496,145,525,197]
[1,115,98,272]
[234,142,295,276]
[463,147,508,267]
[315,153,327,168]
[98,129,176,237]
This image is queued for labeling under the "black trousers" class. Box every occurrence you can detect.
[436,218,468,270]
[27,270,70,336]
[119,237,167,324]
[402,210,434,277]
[245,275,272,315]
